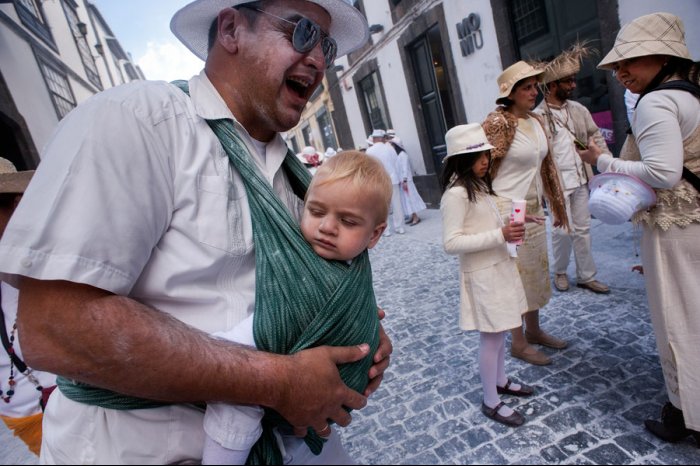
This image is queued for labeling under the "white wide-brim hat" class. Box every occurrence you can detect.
[598,12,691,70]
[0,157,34,194]
[588,172,656,224]
[444,123,495,162]
[496,61,543,103]
[171,0,369,62]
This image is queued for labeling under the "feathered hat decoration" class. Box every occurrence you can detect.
[542,41,596,84]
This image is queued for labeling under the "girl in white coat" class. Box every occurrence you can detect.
[440,124,534,427]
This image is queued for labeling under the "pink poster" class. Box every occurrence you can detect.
[592,110,615,146]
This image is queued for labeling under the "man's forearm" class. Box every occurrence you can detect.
[17,277,286,407]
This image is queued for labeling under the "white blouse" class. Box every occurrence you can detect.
[491,117,549,200]
[597,88,700,188]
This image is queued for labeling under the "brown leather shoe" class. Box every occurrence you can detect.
[481,402,525,427]
[525,330,568,349]
[497,378,535,397]
[577,280,610,294]
[554,273,569,291]
[511,345,551,365]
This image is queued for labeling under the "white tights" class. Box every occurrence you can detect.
[479,331,520,416]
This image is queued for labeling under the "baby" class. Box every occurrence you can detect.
[202,150,393,465]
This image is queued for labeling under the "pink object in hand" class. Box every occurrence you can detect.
[510,199,526,245]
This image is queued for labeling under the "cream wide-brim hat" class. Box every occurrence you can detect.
[588,172,656,224]
[598,12,691,70]
[496,61,544,103]
[0,157,34,194]
[444,123,495,162]
[171,0,369,61]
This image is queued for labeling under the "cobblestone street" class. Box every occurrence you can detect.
[342,209,698,464]
[2,209,698,465]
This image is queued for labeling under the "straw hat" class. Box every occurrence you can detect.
[588,172,656,224]
[171,0,369,61]
[390,137,405,152]
[598,12,691,70]
[0,158,34,194]
[496,61,544,104]
[444,123,495,162]
[543,41,594,84]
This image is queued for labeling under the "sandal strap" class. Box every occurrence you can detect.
[486,401,506,416]
[503,379,512,390]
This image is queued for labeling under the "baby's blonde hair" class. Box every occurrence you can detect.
[308,150,392,222]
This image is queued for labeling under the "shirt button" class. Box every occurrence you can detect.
[20,258,32,268]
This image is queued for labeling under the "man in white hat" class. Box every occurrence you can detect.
[0,1,392,463]
[534,43,610,295]
[366,129,405,236]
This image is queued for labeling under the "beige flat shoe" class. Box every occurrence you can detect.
[554,273,569,291]
[525,330,568,349]
[511,345,551,365]
[577,280,610,294]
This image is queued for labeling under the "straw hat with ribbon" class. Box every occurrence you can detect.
[444,123,495,162]
[598,12,691,70]
[0,158,34,194]
[496,61,544,104]
[542,41,595,84]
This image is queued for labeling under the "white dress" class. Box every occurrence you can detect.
[397,150,427,216]
[441,187,527,332]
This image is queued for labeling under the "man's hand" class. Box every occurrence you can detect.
[277,344,370,434]
[577,136,602,165]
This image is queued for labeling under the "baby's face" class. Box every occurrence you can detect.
[301,180,386,261]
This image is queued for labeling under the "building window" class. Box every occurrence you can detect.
[17,0,41,16]
[288,135,300,155]
[359,71,390,132]
[511,0,548,43]
[38,58,77,119]
[316,108,337,151]
[16,0,55,46]
[301,125,314,148]
[62,2,102,89]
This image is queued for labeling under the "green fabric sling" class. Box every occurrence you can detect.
[57,81,380,464]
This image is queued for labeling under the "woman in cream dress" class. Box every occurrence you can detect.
[482,61,569,366]
[581,12,700,445]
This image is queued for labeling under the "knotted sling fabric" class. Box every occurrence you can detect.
[177,83,381,464]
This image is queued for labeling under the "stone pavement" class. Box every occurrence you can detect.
[2,209,698,465]
[341,208,699,465]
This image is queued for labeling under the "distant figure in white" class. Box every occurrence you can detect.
[389,136,426,226]
[366,129,405,236]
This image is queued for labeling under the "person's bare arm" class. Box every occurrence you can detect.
[17,277,368,430]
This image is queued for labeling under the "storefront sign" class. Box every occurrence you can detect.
[457,13,484,57]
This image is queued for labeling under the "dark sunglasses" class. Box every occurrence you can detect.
[240,6,338,68]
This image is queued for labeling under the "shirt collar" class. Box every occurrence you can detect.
[189,70,234,121]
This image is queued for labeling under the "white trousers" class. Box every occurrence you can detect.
[41,389,354,464]
[551,184,597,282]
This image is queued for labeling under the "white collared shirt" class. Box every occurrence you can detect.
[0,71,302,334]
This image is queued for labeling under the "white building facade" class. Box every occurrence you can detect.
[320,0,700,206]
[0,0,143,171]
